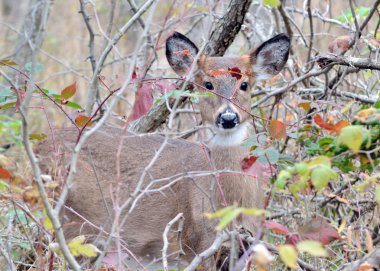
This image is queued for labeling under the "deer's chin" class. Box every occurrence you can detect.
[208,121,250,147]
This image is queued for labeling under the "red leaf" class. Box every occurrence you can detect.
[269,120,287,139]
[75,114,94,127]
[264,221,290,235]
[174,50,191,56]
[328,36,352,54]
[209,69,230,77]
[241,156,258,171]
[61,82,77,100]
[298,217,342,245]
[208,67,243,79]
[314,114,335,131]
[155,82,177,95]
[0,167,11,179]
[314,115,350,134]
[128,83,153,122]
[334,120,350,134]
[132,66,138,81]
[286,233,301,245]
[228,67,242,80]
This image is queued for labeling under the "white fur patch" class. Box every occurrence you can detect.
[207,122,251,147]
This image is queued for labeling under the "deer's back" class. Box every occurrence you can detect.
[38,126,217,261]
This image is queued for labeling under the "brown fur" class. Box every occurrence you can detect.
[37,126,262,267]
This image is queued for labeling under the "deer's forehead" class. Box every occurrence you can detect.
[199,55,252,73]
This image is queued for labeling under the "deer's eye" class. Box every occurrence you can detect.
[240,82,249,91]
[203,82,214,90]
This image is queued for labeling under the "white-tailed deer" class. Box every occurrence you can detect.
[38,32,290,270]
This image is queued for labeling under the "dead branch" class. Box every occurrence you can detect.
[184,231,230,271]
[162,213,184,271]
[340,248,380,271]
[316,54,380,71]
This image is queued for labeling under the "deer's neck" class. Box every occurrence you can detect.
[207,125,263,210]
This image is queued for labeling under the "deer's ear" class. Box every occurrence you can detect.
[166,32,199,76]
[251,34,290,81]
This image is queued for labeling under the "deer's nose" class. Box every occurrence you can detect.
[217,108,239,129]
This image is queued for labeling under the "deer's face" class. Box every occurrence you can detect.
[166,32,290,145]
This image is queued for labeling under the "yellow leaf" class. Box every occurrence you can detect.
[341,100,355,114]
[43,210,53,231]
[375,185,380,203]
[296,240,328,257]
[69,236,100,258]
[278,245,297,269]
[307,156,331,168]
[338,218,347,234]
[0,59,17,66]
[337,126,365,152]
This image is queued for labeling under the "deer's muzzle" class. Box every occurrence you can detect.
[217,108,240,129]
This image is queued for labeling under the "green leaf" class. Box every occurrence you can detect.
[337,125,365,152]
[65,101,83,110]
[241,208,267,216]
[308,156,331,167]
[68,236,100,258]
[275,170,291,189]
[215,208,242,230]
[262,0,281,8]
[29,133,47,141]
[295,162,309,176]
[311,165,338,190]
[296,240,328,257]
[375,185,380,203]
[265,147,280,163]
[205,206,265,231]
[356,6,370,17]
[0,180,9,191]
[204,206,234,219]
[374,100,380,109]
[25,62,44,73]
[278,244,297,269]
[0,88,14,103]
[0,101,16,110]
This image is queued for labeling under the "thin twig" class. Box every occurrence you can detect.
[162,213,184,271]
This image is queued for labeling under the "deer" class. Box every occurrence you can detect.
[38,31,290,270]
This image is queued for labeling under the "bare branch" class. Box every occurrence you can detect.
[162,213,184,271]
[85,0,156,114]
[316,54,380,71]
[340,248,380,271]
[184,232,230,271]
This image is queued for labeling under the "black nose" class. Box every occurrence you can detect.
[217,109,239,129]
